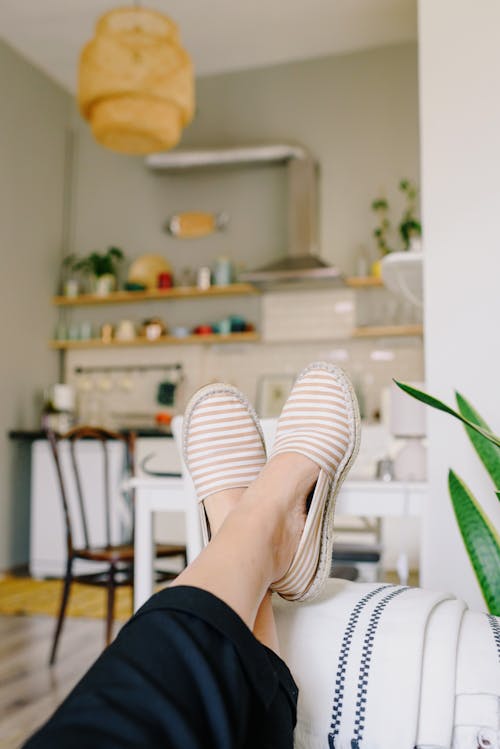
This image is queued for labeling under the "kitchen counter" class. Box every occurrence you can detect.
[9,428,174,440]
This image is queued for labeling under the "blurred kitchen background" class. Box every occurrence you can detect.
[3,4,424,581]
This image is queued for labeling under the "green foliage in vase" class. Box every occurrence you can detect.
[64,246,124,278]
[395,381,500,614]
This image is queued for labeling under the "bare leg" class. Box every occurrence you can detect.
[253,591,280,654]
[171,453,318,631]
[204,488,280,652]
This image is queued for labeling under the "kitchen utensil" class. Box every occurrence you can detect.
[376,457,394,482]
[229,315,245,332]
[141,317,166,340]
[118,370,134,392]
[100,323,114,343]
[213,257,233,286]
[165,211,229,239]
[128,254,172,289]
[196,266,211,290]
[217,318,231,335]
[63,279,79,297]
[157,271,173,289]
[115,319,136,341]
[157,381,176,406]
[54,321,67,341]
[68,323,80,340]
[155,412,173,427]
[178,267,195,287]
[79,321,93,340]
[193,324,213,335]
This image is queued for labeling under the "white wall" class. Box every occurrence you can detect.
[0,41,69,569]
[419,1,500,608]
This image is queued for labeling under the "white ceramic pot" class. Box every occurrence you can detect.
[92,273,116,296]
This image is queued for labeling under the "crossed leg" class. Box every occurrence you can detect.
[171,452,319,647]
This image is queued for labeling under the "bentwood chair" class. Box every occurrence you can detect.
[47,426,187,665]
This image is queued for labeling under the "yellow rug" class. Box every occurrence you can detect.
[0,576,133,621]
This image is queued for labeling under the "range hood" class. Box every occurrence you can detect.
[146,143,341,286]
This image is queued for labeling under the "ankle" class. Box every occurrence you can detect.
[204,488,244,536]
[262,453,319,507]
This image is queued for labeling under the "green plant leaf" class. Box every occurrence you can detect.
[394,381,500,448]
[448,470,500,614]
[456,392,500,491]
[108,246,124,260]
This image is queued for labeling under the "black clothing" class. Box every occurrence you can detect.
[24,586,298,749]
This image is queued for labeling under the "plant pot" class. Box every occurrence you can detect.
[63,278,80,297]
[91,273,116,296]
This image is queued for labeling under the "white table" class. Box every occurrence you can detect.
[127,476,200,612]
[130,475,427,612]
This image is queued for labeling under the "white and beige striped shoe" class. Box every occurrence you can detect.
[183,383,267,545]
[271,362,360,602]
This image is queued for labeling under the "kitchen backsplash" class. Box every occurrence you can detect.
[64,285,423,427]
[65,335,423,427]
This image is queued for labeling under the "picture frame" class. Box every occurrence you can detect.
[256,374,295,418]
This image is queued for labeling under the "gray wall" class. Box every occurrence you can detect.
[0,41,69,569]
[72,43,419,279]
[0,39,418,569]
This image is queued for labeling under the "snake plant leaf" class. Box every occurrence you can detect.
[394,381,500,449]
[455,392,500,492]
[448,470,500,615]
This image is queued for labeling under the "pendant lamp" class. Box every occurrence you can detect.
[78,6,194,155]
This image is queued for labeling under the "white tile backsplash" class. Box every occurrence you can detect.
[65,287,424,428]
[66,336,423,427]
[262,288,355,341]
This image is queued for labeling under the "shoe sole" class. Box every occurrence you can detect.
[182,382,266,546]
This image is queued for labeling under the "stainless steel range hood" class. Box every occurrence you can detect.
[146,143,341,286]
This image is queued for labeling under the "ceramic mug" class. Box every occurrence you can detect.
[115,319,136,341]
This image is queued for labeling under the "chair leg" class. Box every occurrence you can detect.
[49,558,73,666]
[105,565,116,646]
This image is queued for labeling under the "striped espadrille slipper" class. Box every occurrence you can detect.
[183,383,267,546]
[271,362,360,601]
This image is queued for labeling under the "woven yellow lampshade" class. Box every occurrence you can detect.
[78,6,194,155]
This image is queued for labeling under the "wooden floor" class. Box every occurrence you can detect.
[0,615,115,749]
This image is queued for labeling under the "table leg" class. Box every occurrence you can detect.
[134,495,154,612]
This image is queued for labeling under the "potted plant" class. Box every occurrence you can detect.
[395,381,500,614]
[398,179,422,251]
[370,179,422,275]
[72,246,124,296]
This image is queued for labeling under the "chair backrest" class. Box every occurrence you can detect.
[47,426,135,554]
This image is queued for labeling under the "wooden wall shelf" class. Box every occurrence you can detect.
[52,283,260,307]
[50,326,422,350]
[353,324,423,338]
[49,331,260,350]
